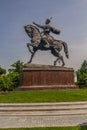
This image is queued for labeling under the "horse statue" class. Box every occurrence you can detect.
[24,25,69,66]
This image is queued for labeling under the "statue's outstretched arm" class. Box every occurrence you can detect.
[33,22,44,29]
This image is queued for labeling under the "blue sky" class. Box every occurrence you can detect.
[0,0,87,70]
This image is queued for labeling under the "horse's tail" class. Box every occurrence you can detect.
[61,41,69,58]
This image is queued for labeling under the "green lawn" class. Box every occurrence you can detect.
[0,89,87,103]
[0,126,87,130]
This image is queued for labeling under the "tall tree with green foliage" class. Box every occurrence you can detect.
[8,60,24,89]
[9,60,24,73]
[0,61,24,91]
[76,60,87,88]
[0,66,6,75]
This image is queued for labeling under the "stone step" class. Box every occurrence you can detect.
[0,102,87,116]
[0,102,87,128]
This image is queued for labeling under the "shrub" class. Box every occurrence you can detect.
[0,72,20,91]
[8,72,21,88]
[0,75,13,91]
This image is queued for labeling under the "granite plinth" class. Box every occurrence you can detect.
[19,64,77,90]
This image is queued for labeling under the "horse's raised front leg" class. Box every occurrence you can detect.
[27,43,34,54]
[28,52,35,63]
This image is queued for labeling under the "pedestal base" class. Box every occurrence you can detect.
[18,85,77,91]
[19,64,77,90]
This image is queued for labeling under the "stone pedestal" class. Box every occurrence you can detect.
[19,64,77,90]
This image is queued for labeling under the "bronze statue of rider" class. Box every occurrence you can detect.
[33,17,61,48]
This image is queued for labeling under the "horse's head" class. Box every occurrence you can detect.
[24,24,41,38]
[24,25,32,37]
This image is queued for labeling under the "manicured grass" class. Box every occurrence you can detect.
[0,126,87,130]
[0,89,87,103]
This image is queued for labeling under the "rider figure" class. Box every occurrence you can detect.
[33,18,60,48]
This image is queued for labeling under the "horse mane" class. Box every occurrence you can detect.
[30,25,41,37]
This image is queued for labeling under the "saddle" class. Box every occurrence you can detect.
[41,34,54,47]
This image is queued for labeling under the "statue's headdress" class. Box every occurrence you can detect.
[45,17,53,24]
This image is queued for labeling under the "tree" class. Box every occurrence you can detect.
[80,60,87,73]
[9,60,24,73]
[8,60,24,89]
[0,61,23,91]
[0,66,6,75]
[76,60,87,88]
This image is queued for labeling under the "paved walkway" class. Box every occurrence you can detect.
[0,102,87,128]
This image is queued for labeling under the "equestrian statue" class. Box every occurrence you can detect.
[24,18,69,66]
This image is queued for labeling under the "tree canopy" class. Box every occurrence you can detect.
[0,60,23,91]
[0,66,6,75]
[8,60,24,73]
[76,60,87,88]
